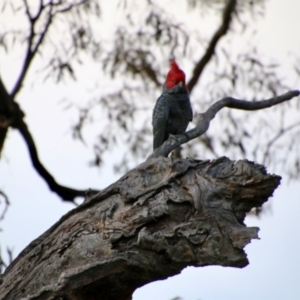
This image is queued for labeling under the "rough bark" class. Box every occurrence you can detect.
[0,156,280,300]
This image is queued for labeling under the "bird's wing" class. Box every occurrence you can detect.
[187,100,193,122]
[152,95,170,150]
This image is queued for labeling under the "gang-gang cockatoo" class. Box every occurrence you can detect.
[152,60,193,151]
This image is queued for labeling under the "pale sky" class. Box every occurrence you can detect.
[1,1,300,299]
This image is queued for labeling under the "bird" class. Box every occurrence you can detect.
[152,60,193,151]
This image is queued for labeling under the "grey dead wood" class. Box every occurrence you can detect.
[0,156,280,300]
[1,90,298,299]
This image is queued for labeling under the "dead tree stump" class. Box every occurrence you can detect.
[0,157,281,300]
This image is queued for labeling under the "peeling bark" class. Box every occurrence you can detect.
[0,157,280,300]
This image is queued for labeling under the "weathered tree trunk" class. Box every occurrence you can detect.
[0,157,280,300]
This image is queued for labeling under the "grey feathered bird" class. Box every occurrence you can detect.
[152,60,193,150]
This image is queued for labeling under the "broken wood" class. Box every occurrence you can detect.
[0,157,280,300]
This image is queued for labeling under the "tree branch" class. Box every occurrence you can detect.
[0,157,281,299]
[262,121,300,165]
[10,0,53,99]
[0,76,25,155]
[10,0,87,99]
[15,118,99,202]
[31,0,44,23]
[150,90,300,158]
[0,190,10,222]
[0,0,102,202]
[1,76,99,202]
[187,0,237,92]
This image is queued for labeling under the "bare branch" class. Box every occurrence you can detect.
[23,0,32,20]
[0,77,16,155]
[10,0,53,99]
[187,0,237,92]
[15,118,100,202]
[150,90,300,158]
[262,121,300,165]
[31,0,44,22]
[31,6,53,55]
[6,248,13,265]
[0,191,10,221]
[0,249,7,275]
[1,76,99,202]
[53,0,87,14]
[10,0,88,98]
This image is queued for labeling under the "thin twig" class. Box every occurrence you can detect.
[262,121,300,165]
[0,190,10,221]
[187,0,237,92]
